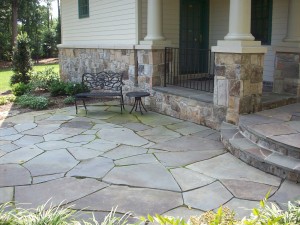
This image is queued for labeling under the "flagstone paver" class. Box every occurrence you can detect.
[0,145,43,164]
[224,198,260,219]
[72,185,183,216]
[15,177,108,208]
[163,207,204,221]
[103,163,181,191]
[66,157,114,178]
[187,153,281,186]
[183,181,233,211]
[0,164,31,186]
[0,106,299,221]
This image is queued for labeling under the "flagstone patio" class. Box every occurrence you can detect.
[0,103,299,222]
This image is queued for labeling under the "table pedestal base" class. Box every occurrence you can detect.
[130,97,148,115]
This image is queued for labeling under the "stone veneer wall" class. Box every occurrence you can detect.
[149,91,227,130]
[214,53,265,124]
[273,52,300,96]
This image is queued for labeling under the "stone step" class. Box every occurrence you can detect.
[238,115,300,159]
[261,92,298,111]
[220,122,300,182]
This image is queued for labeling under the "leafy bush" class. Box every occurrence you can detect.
[63,96,75,105]
[15,94,49,110]
[49,80,68,96]
[65,82,89,96]
[29,67,60,91]
[11,32,33,85]
[0,95,16,105]
[11,82,31,96]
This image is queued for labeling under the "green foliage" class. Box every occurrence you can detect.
[11,82,31,96]
[0,95,16,106]
[190,207,236,225]
[140,214,188,225]
[15,94,49,110]
[101,208,131,225]
[29,66,60,91]
[63,96,75,105]
[49,80,67,96]
[11,32,33,85]
[65,82,90,96]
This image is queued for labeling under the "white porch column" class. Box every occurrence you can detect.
[144,0,165,41]
[224,0,254,41]
[284,0,300,43]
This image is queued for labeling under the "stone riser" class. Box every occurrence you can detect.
[239,124,300,159]
[221,122,300,182]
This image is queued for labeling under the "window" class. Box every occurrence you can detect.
[251,0,273,45]
[78,0,89,19]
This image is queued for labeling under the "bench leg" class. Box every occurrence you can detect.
[75,98,78,114]
[82,99,87,115]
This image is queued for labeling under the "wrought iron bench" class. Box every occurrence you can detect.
[75,71,125,114]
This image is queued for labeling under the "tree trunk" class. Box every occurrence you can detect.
[11,0,18,48]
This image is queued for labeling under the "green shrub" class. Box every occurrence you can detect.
[15,94,49,110]
[49,80,68,96]
[63,96,75,105]
[29,67,60,91]
[0,95,16,105]
[11,32,33,85]
[65,82,90,96]
[11,82,31,96]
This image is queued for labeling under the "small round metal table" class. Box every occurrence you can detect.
[126,91,150,114]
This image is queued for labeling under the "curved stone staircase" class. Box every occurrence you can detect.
[221,103,300,182]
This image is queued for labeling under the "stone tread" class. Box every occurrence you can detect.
[221,122,300,182]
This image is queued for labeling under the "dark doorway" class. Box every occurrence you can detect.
[180,0,209,74]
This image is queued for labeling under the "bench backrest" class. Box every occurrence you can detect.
[82,71,123,92]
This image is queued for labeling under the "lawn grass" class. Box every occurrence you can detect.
[0,63,59,93]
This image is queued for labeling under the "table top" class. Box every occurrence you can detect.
[126,91,150,98]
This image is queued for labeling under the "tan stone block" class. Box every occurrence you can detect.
[226,110,239,125]
[241,54,251,65]
[242,80,251,96]
[250,55,258,65]
[229,80,241,97]
[274,70,283,80]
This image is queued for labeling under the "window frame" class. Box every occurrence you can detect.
[78,0,89,19]
[251,0,273,45]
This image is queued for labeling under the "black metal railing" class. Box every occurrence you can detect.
[164,47,214,92]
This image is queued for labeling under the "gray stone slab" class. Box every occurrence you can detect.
[248,123,298,138]
[61,121,94,129]
[123,122,152,131]
[152,136,224,152]
[22,124,60,135]
[163,207,203,222]
[65,134,96,143]
[191,129,218,138]
[14,123,37,133]
[98,128,149,146]
[137,126,181,143]
[82,139,119,152]
[102,145,148,160]
[183,181,233,211]
[0,134,23,141]
[136,112,182,127]
[187,153,281,186]
[33,173,65,184]
[0,164,31,186]
[155,150,225,167]
[92,123,122,130]
[224,199,260,219]
[45,115,75,121]
[286,121,300,132]
[43,133,75,141]
[51,127,86,136]
[36,140,81,151]
[0,127,18,137]
[105,113,140,125]
[72,185,183,216]
[0,187,14,203]
[15,177,108,208]
[68,146,102,160]
[0,141,20,152]
[13,135,44,147]
[0,145,43,164]
[66,157,114,179]
[239,114,283,126]
[170,168,215,191]
[167,122,209,135]
[114,154,158,166]
[221,179,278,201]
[23,149,78,176]
[270,133,300,148]
[270,180,300,209]
[103,163,181,191]
[265,152,300,170]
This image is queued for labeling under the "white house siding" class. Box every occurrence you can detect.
[263,0,289,82]
[61,0,137,45]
